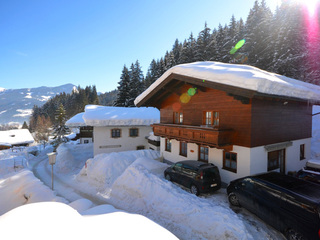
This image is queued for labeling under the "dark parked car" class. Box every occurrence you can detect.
[164,160,221,196]
[227,172,320,240]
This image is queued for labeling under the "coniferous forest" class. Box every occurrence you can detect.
[29,0,320,131]
[114,0,320,106]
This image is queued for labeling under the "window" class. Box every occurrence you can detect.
[165,138,172,152]
[300,144,305,160]
[203,111,219,127]
[174,112,183,124]
[199,146,209,162]
[136,145,145,150]
[268,149,285,171]
[129,128,139,137]
[111,129,121,138]
[84,140,89,144]
[223,151,237,173]
[180,142,188,157]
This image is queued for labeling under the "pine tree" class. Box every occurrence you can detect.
[114,65,131,107]
[195,22,215,61]
[51,103,70,150]
[22,121,28,129]
[127,60,144,107]
[244,0,273,68]
[179,33,196,63]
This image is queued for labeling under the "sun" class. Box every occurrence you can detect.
[295,0,319,16]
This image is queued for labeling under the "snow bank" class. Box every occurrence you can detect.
[0,156,27,175]
[55,142,93,173]
[77,150,160,188]
[0,202,178,240]
[109,157,250,240]
[312,105,320,158]
[0,169,66,215]
[83,105,160,126]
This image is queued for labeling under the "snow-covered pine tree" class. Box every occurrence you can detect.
[195,22,215,61]
[114,65,131,107]
[51,103,70,151]
[244,0,273,68]
[127,60,144,107]
[179,33,197,63]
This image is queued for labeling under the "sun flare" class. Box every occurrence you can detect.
[295,0,319,16]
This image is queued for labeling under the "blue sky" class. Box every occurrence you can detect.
[0,0,280,93]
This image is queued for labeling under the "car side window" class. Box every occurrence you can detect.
[181,165,195,176]
[173,163,183,172]
[242,178,255,191]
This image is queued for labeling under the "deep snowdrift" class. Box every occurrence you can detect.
[0,202,177,240]
[77,152,252,239]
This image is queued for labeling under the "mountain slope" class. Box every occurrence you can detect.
[0,84,76,125]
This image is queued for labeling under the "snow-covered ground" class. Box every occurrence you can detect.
[0,105,319,239]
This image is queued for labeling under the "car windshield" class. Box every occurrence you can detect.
[202,168,218,179]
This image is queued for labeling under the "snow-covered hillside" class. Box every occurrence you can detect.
[0,84,75,125]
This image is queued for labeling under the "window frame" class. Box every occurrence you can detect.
[111,128,121,138]
[223,151,237,173]
[300,144,305,160]
[173,112,183,124]
[203,111,219,127]
[199,145,209,162]
[129,128,139,137]
[165,138,172,152]
[180,141,188,157]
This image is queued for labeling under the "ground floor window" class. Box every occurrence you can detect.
[165,138,172,152]
[223,151,237,173]
[111,129,121,138]
[180,142,187,157]
[268,149,285,172]
[199,145,209,162]
[300,144,305,160]
[136,145,145,150]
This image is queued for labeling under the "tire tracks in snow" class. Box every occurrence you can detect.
[32,155,107,206]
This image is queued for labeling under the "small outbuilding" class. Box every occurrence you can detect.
[0,129,34,150]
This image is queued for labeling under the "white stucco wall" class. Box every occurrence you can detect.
[160,137,311,184]
[94,126,152,156]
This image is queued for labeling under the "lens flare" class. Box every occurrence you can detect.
[187,88,197,96]
[180,93,191,104]
[230,39,246,54]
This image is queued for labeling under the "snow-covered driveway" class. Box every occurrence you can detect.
[31,144,285,240]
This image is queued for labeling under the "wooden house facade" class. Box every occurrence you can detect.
[135,62,320,183]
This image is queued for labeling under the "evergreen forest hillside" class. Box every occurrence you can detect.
[114,0,320,107]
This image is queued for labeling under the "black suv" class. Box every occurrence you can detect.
[227,172,320,240]
[164,160,221,196]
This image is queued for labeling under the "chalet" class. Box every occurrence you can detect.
[0,129,34,150]
[81,105,160,156]
[66,112,93,144]
[134,61,320,183]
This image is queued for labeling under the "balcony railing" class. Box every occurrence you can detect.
[152,123,234,148]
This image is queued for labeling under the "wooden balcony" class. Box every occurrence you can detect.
[152,123,234,149]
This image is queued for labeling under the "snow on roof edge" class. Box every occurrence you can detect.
[134,61,320,106]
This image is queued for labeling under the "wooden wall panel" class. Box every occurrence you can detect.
[159,84,253,147]
[251,98,312,147]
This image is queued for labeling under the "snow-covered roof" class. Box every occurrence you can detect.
[0,129,34,146]
[83,105,160,127]
[66,112,86,127]
[135,61,320,106]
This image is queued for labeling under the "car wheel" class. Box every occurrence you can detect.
[286,229,305,240]
[190,184,199,196]
[165,173,171,181]
[228,193,240,207]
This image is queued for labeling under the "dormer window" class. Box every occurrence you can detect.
[9,135,15,137]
